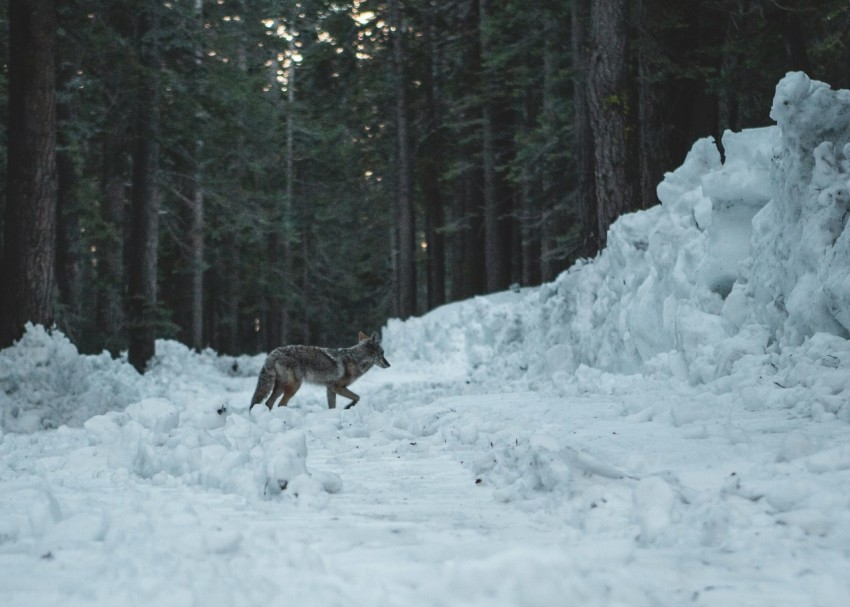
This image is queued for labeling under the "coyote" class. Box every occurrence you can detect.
[249,331,390,412]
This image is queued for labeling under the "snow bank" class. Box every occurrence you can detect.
[0,324,143,432]
[0,325,262,433]
[740,72,850,343]
[384,72,850,409]
[81,393,344,503]
[384,125,778,383]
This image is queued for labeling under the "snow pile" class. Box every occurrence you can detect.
[384,72,850,399]
[735,71,850,343]
[80,370,345,503]
[383,127,776,383]
[0,324,143,433]
[0,327,263,434]
[472,432,571,502]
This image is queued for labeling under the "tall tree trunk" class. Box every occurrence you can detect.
[1,0,58,347]
[218,234,240,354]
[177,142,205,352]
[273,5,299,346]
[390,0,416,318]
[187,0,205,351]
[98,134,127,357]
[127,1,161,372]
[450,0,486,301]
[540,16,559,282]
[571,0,597,259]
[479,0,510,292]
[282,33,296,343]
[95,6,131,357]
[637,0,670,210]
[451,170,486,301]
[301,229,311,344]
[187,149,204,351]
[587,0,636,248]
[214,0,249,354]
[265,233,280,349]
[176,0,205,352]
[264,50,282,350]
[56,61,83,342]
[517,28,539,287]
[518,142,539,286]
[423,3,446,309]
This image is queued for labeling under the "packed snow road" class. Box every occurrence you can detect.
[2,355,849,607]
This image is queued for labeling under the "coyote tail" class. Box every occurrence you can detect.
[250,363,275,409]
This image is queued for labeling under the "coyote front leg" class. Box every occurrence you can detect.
[328,385,360,409]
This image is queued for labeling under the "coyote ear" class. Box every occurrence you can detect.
[358,331,369,342]
[371,331,379,343]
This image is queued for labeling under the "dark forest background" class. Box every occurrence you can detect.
[0,0,848,371]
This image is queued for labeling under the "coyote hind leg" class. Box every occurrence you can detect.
[264,379,285,410]
[277,380,302,408]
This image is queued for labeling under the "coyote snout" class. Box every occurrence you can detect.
[249,331,390,412]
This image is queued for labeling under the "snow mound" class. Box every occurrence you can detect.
[384,72,850,412]
[0,328,263,433]
[384,123,778,383]
[82,399,343,503]
[0,324,142,432]
[741,72,850,344]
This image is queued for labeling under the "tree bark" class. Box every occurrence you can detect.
[390,0,416,318]
[175,143,205,352]
[93,6,132,357]
[587,0,636,248]
[282,28,296,343]
[518,156,539,286]
[1,0,58,347]
[301,229,311,345]
[540,15,558,281]
[423,3,446,309]
[127,1,161,372]
[98,134,128,357]
[479,0,510,292]
[570,0,598,259]
[450,170,486,301]
[213,0,248,355]
[56,60,83,342]
[188,151,204,351]
[187,0,205,351]
[636,0,670,210]
[215,233,240,354]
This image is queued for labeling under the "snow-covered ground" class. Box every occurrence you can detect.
[2,72,850,606]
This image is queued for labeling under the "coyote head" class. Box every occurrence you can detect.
[358,331,391,369]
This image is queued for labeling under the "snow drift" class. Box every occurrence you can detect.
[0,324,143,433]
[384,72,850,400]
